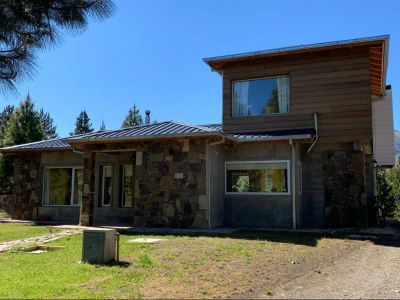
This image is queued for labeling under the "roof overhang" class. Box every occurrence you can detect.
[204,35,390,97]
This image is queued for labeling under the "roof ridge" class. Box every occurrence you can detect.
[170,120,217,132]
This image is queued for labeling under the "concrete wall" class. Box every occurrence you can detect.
[223,142,294,228]
[208,143,226,228]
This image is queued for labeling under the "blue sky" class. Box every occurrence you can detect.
[1,0,399,136]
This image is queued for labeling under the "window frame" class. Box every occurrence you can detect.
[100,165,113,207]
[42,166,83,207]
[120,163,134,208]
[225,160,291,196]
[231,75,290,118]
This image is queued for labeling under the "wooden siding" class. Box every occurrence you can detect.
[221,47,372,143]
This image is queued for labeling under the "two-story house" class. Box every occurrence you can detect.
[0,35,394,229]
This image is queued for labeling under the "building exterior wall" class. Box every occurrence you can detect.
[223,142,294,228]
[301,142,370,228]
[12,153,41,220]
[221,47,373,143]
[372,88,395,166]
[80,138,209,228]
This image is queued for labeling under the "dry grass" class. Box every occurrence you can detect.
[0,228,368,299]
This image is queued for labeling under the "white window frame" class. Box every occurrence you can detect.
[121,164,133,208]
[42,166,83,207]
[225,160,291,196]
[231,75,290,118]
[101,165,113,207]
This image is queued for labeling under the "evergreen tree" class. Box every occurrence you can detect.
[122,104,143,128]
[38,108,58,139]
[99,120,106,131]
[0,105,15,146]
[3,95,44,146]
[0,0,115,91]
[71,110,94,135]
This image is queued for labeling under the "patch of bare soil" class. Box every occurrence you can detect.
[136,235,367,299]
[254,235,400,299]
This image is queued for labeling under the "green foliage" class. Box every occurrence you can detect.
[386,164,400,220]
[137,255,154,267]
[0,0,115,91]
[99,120,106,131]
[71,110,94,135]
[122,104,143,128]
[38,108,58,139]
[376,170,395,215]
[3,94,44,146]
[0,105,14,145]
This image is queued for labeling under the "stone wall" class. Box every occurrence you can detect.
[80,138,208,228]
[301,143,370,228]
[12,153,41,220]
[134,139,207,228]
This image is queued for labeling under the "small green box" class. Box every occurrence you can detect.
[82,228,116,264]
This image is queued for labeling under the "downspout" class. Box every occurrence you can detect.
[206,136,225,229]
[307,112,319,154]
[289,139,297,230]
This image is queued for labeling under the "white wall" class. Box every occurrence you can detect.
[372,88,395,166]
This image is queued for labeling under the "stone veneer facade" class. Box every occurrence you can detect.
[12,153,41,219]
[81,138,208,228]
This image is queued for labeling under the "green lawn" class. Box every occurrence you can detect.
[0,224,54,243]
[0,225,366,299]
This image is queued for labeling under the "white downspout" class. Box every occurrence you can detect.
[289,139,297,230]
[206,136,225,229]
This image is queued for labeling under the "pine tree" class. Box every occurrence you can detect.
[122,104,143,128]
[4,94,44,146]
[0,0,114,91]
[0,105,15,146]
[71,110,94,135]
[38,108,58,139]
[99,120,106,131]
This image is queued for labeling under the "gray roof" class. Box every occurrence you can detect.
[0,121,315,152]
[67,121,220,143]
[0,138,71,152]
[203,35,389,65]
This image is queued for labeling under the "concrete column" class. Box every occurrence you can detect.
[80,150,96,226]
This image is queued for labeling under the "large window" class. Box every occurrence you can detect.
[226,161,289,195]
[121,164,134,207]
[43,167,83,206]
[232,76,290,117]
[100,165,113,206]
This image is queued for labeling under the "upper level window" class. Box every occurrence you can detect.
[232,76,290,117]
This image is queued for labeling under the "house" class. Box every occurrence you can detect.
[0,35,394,229]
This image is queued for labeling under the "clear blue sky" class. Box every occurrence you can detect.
[1,0,399,136]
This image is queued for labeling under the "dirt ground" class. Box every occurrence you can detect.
[252,225,400,299]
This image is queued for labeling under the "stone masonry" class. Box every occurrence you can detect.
[80,138,208,228]
[12,153,41,219]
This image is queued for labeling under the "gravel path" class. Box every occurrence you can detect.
[0,229,81,252]
[263,231,400,299]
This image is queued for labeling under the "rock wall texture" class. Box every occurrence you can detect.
[12,153,41,220]
[80,138,208,228]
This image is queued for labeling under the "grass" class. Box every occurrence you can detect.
[0,224,56,243]
[0,225,368,299]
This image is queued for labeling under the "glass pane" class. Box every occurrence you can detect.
[102,166,112,206]
[122,165,133,207]
[226,162,288,193]
[232,77,289,116]
[73,169,83,205]
[44,168,72,205]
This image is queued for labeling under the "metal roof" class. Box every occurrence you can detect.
[203,35,390,65]
[67,121,220,143]
[0,138,71,152]
[0,122,315,153]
